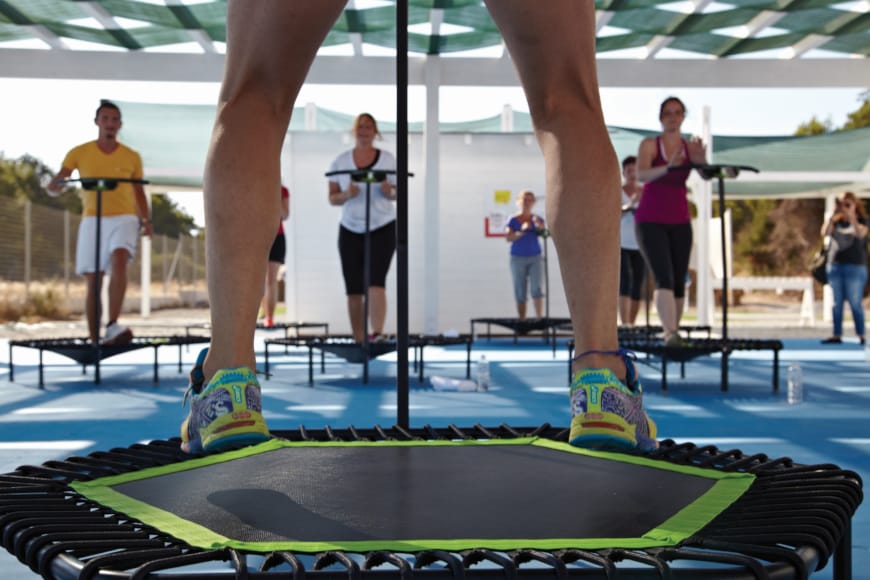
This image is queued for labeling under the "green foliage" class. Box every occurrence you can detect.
[152,193,197,238]
[842,91,870,131]
[794,116,831,136]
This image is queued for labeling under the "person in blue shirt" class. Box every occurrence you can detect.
[505,190,546,320]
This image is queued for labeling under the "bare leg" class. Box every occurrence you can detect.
[517,302,527,321]
[369,286,387,335]
[107,249,130,324]
[84,272,102,343]
[347,295,365,343]
[533,298,543,319]
[619,297,632,326]
[485,1,623,378]
[262,261,281,321]
[628,299,641,326]
[202,0,346,381]
[655,289,678,336]
[675,297,685,329]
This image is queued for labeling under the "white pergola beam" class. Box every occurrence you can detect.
[0,50,868,88]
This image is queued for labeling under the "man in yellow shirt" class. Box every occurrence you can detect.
[48,100,152,345]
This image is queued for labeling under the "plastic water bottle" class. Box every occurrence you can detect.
[476,355,490,391]
[787,362,803,405]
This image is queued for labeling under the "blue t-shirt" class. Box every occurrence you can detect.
[507,215,543,257]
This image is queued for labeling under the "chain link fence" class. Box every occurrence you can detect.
[0,196,206,315]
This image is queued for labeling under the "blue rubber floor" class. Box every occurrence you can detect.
[0,333,866,579]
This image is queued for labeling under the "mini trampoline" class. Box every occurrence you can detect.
[568,337,783,393]
[263,334,472,385]
[7,335,211,388]
[470,317,571,344]
[0,424,861,579]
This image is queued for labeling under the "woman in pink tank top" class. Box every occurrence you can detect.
[635,97,708,346]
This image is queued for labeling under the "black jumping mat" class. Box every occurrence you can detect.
[8,335,211,387]
[0,425,861,579]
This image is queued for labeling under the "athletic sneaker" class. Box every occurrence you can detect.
[664,332,685,348]
[263,317,274,328]
[101,321,133,346]
[569,353,657,452]
[181,349,270,454]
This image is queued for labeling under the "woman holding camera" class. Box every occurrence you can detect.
[821,191,868,345]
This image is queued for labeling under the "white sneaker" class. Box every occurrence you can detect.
[101,322,133,345]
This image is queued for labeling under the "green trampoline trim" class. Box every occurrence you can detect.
[72,437,755,553]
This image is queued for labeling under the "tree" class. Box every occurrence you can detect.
[794,116,831,136]
[151,194,197,238]
[842,91,870,130]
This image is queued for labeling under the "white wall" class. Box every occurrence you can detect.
[280,131,569,335]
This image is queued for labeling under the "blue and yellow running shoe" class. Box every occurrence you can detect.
[181,349,270,454]
[569,352,657,452]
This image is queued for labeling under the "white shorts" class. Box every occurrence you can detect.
[75,215,140,275]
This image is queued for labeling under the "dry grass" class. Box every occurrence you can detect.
[0,282,72,323]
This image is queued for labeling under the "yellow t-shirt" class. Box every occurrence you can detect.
[62,141,144,217]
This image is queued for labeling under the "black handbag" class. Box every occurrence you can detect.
[810,244,829,285]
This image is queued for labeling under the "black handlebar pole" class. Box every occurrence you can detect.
[667,164,758,341]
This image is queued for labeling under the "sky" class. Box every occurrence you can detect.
[1,77,865,226]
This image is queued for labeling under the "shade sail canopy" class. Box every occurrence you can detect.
[0,1,866,87]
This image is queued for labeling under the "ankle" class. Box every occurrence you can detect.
[572,349,630,382]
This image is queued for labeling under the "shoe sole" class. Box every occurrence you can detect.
[569,413,638,450]
[201,412,270,454]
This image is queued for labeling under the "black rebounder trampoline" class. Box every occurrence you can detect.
[0,425,861,579]
[7,335,212,388]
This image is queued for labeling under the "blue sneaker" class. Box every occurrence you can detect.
[569,352,657,452]
[181,349,270,454]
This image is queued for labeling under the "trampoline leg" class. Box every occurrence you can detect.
[264,343,270,381]
[680,361,686,379]
[772,349,780,394]
[95,346,101,385]
[308,345,314,386]
[721,350,729,392]
[39,349,44,389]
[320,349,325,373]
[8,343,13,383]
[153,347,159,383]
[466,339,472,379]
[177,344,183,373]
[418,345,424,383]
[661,353,668,394]
[833,520,852,580]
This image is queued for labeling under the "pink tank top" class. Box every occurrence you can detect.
[634,136,691,225]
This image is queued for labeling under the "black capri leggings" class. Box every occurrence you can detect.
[338,221,396,295]
[635,221,693,299]
[619,248,646,301]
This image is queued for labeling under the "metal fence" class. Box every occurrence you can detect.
[0,196,205,308]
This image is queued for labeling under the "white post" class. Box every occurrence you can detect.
[140,190,152,318]
[501,104,513,132]
[695,105,714,327]
[24,200,31,299]
[281,137,296,321]
[423,56,441,334]
[64,209,70,301]
[822,193,837,323]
